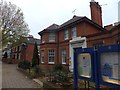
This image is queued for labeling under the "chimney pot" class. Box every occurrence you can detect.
[73,15,77,18]
[91,0,95,2]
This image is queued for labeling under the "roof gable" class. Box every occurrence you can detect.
[60,16,83,29]
[58,16,105,31]
[38,16,106,35]
[83,17,106,31]
[46,24,59,30]
[38,24,59,35]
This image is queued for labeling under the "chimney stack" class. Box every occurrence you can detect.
[118,1,120,22]
[90,0,103,26]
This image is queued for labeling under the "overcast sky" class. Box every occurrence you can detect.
[5,0,119,39]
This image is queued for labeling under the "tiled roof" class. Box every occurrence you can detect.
[59,16,105,31]
[25,37,40,45]
[59,15,83,29]
[46,24,59,30]
[38,15,105,35]
[38,24,59,35]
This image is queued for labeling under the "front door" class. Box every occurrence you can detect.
[69,37,87,72]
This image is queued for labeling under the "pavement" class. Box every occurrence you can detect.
[0,61,2,89]
[2,62,42,89]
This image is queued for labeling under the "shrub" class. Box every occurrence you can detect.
[54,64,63,71]
[18,60,30,70]
[34,65,42,75]
[52,64,69,83]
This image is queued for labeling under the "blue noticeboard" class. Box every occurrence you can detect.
[97,44,120,88]
[74,47,97,89]
[74,44,120,90]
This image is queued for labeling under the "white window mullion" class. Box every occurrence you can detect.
[49,33,55,42]
[48,49,55,64]
[72,27,76,38]
[41,50,44,63]
[18,53,21,60]
[41,35,45,43]
[62,49,66,64]
[64,30,69,40]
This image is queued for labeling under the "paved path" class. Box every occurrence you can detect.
[0,61,2,89]
[2,63,41,89]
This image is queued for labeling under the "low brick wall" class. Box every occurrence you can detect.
[40,64,69,72]
[2,58,20,64]
[12,59,20,64]
[2,58,10,63]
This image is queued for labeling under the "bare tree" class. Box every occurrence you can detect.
[0,0,30,47]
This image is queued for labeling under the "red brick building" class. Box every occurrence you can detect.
[38,0,120,72]
[9,36,40,64]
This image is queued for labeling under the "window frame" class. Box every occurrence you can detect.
[62,49,67,64]
[64,30,69,40]
[17,53,19,59]
[41,50,44,63]
[72,27,77,38]
[18,53,21,60]
[15,53,17,59]
[49,32,55,42]
[41,35,45,43]
[48,49,55,64]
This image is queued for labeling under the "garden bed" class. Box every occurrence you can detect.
[17,63,74,89]
[17,67,73,89]
[37,72,74,89]
[39,77,73,89]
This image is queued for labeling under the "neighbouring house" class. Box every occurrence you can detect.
[3,36,40,64]
[38,0,120,72]
[2,43,12,59]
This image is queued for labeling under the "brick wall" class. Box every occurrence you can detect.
[2,58,20,64]
[25,44,34,62]
[39,24,120,71]
[87,24,120,47]
[40,32,58,44]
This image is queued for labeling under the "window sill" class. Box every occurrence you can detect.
[41,62,44,64]
[64,38,69,40]
[62,63,66,65]
[49,40,55,42]
[48,62,54,64]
